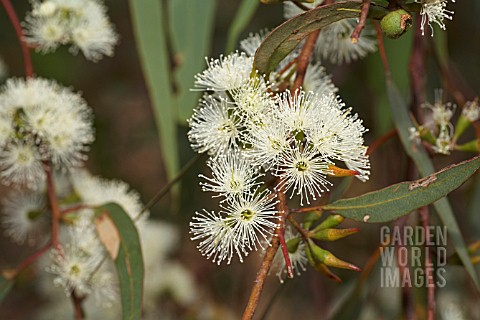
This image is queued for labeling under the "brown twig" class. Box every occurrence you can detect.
[71,291,85,320]
[290,205,323,214]
[0,0,33,77]
[291,30,321,92]
[409,13,427,122]
[419,206,435,320]
[242,185,289,320]
[44,162,62,249]
[366,128,398,156]
[351,0,371,44]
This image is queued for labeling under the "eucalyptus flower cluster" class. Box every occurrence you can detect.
[410,89,480,155]
[0,77,94,188]
[23,0,118,61]
[188,31,370,270]
[1,169,146,307]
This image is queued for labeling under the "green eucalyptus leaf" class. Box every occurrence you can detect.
[253,1,388,74]
[129,0,179,181]
[324,154,480,223]
[95,203,144,320]
[170,0,216,123]
[225,0,259,54]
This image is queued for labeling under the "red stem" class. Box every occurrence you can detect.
[0,0,34,77]
[366,129,398,156]
[374,21,391,79]
[13,242,52,277]
[351,0,371,44]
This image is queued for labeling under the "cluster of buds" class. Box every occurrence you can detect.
[410,90,480,155]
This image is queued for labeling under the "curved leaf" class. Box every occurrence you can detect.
[324,154,480,223]
[95,203,144,320]
[253,1,388,74]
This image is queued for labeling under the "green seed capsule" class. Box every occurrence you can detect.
[380,9,413,39]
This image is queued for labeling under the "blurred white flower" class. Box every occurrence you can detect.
[462,99,480,122]
[423,89,455,126]
[0,78,94,187]
[24,0,118,61]
[1,190,49,245]
[70,169,146,220]
[284,3,377,64]
[47,243,103,297]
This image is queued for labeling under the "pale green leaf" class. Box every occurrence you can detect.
[170,0,216,123]
[129,0,179,180]
[225,0,260,54]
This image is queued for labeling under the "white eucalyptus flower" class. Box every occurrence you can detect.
[419,0,454,36]
[200,151,262,199]
[194,52,253,91]
[221,190,278,252]
[275,144,332,206]
[423,89,455,126]
[24,0,118,61]
[188,96,241,157]
[1,190,49,245]
[462,99,480,122]
[190,209,245,265]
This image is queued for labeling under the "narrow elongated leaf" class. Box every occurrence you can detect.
[386,79,480,289]
[324,155,480,223]
[170,0,216,123]
[95,203,144,320]
[225,0,259,54]
[253,1,388,74]
[129,0,179,181]
[0,274,13,303]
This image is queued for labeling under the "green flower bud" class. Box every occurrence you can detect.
[380,9,412,39]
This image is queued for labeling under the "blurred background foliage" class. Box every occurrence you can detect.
[1,0,480,319]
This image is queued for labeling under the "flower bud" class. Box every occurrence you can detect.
[380,9,412,39]
[312,214,344,232]
[310,228,359,241]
